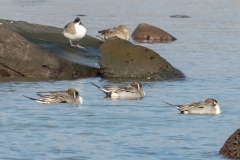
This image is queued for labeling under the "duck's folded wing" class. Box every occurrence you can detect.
[37,94,68,104]
[37,91,66,95]
[178,102,202,111]
[103,86,122,93]
[98,28,114,34]
[115,85,136,93]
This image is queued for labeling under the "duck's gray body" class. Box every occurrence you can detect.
[91,82,145,99]
[23,88,83,104]
[163,98,221,114]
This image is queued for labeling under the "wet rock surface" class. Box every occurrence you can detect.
[99,39,185,80]
[0,19,102,79]
[219,128,240,158]
[131,23,176,42]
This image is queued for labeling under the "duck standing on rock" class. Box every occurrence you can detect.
[96,25,130,41]
[63,17,87,48]
[163,98,221,114]
[91,82,145,99]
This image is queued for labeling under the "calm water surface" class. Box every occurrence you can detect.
[0,0,240,159]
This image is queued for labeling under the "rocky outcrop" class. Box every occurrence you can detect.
[131,23,176,42]
[219,128,240,158]
[99,39,185,80]
[0,19,102,79]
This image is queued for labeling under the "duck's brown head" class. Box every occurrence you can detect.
[131,82,142,90]
[204,98,217,106]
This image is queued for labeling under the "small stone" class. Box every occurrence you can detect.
[170,15,190,18]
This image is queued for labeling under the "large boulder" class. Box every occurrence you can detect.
[0,19,102,79]
[219,128,240,158]
[131,23,176,42]
[99,39,185,80]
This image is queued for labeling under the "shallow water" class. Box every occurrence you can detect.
[0,0,240,159]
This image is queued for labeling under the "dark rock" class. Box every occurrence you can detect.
[0,19,102,79]
[99,39,185,80]
[131,23,176,42]
[219,128,240,158]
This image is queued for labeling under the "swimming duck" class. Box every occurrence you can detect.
[96,25,130,41]
[23,88,83,104]
[163,98,221,114]
[63,17,87,48]
[91,82,145,99]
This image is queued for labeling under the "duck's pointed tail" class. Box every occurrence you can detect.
[162,101,181,109]
[90,82,101,89]
[90,82,112,97]
[23,95,51,104]
[23,95,38,101]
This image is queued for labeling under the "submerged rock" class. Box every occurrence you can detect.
[170,15,190,18]
[0,19,101,79]
[99,39,185,80]
[219,128,240,158]
[131,23,176,42]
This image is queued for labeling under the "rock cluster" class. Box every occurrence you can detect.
[0,19,184,81]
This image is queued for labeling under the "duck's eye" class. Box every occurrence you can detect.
[75,91,79,96]
[214,100,217,104]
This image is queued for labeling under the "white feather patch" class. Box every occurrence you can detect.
[36,100,51,104]
[111,93,119,98]
[183,111,189,114]
[215,104,221,114]
[74,23,87,38]
[79,97,83,104]
[63,24,86,40]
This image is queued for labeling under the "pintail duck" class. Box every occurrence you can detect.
[91,82,145,99]
[63,17,87,48]
[96,25,130,41]
[163,98,221,114]
[23,88,83,104]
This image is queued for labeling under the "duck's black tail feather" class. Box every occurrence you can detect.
[23,95,38,101]
[162,101,182,109]
[162,101,175,106]
[90,82,101,89]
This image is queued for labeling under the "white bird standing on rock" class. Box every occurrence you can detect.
[63,17,87,48]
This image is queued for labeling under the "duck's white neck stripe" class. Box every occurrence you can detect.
[215,104,221,114]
